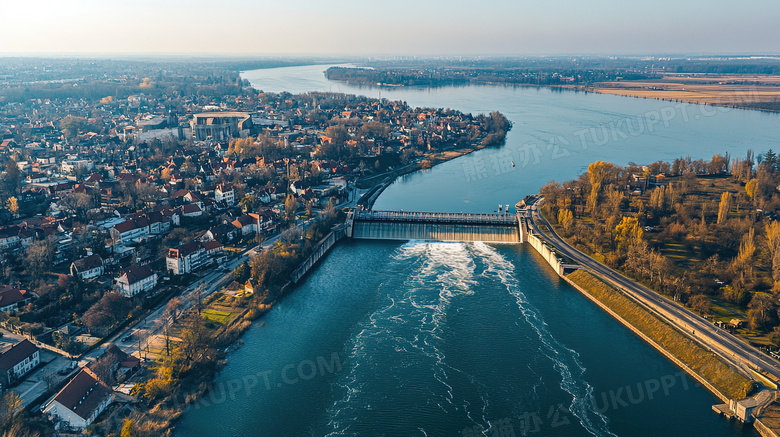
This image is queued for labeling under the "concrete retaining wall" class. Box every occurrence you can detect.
[290,225,348,284]
[527,233,565,276]
[561,274,730,403]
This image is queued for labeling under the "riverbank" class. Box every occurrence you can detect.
[561,78,780,112]
[565,269,752,401]
[564,269,780,436]
[357,145,490,208]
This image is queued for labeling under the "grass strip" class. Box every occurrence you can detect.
[567,269,753,400]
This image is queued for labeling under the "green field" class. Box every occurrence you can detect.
[201,309,235,325]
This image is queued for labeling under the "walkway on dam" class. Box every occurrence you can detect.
[353,210,522,225]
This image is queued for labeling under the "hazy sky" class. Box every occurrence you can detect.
[3,0,779,56]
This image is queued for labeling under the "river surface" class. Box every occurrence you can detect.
[175,64,780,436]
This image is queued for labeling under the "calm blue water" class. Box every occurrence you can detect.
[174,65,780,436]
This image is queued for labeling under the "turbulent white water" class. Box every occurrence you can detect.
[325,241,615,437]
[472,242,617,437]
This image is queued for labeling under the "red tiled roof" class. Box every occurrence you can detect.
[0,339,38,371]
[232,214,256,228]
[72,254,103,271]
[181,204,202,213]
[50,367,112,421]
[118,265,155,285]
[0,286,27,309]
[202,240,223,251]
[172,241,203,257]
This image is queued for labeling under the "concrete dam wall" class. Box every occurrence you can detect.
[351,220,520,242]
[349,210,521,243]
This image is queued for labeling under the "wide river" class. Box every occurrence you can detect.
[176,65,780,436]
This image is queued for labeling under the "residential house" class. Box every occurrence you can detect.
[0,285,30,312]
[0,226,34,251]
[202,240,226,265]
[215,183,235,207]
[42,367,114,430]
[166,241,207,275]
[109,217,150,245]
[88,344,140,383]
[0,339,40,390]
[180,203,203,218]
[166,241,224,275]
[231,214,259,236]
[202,223,238,244]
[70,254,104,280]
[115,265,157,297]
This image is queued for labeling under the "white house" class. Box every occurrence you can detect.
[43,367,113,430]
[231,214,258,236]
[61,158,94,175]
[70,254,104,280]
[0,285,30,312]
[166,241,206,275]
[0,226,34,251]
[166,241,224,275]
[215,183,235,207]
[0,339,40,389]
[180,203,203,218]
[115,265,157,297]
[109,217,150,245]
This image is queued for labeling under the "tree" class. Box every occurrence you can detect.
[164,297,183,324]
[121,419,138,437]
[82,292,132,335]
[59,192,93,221]
[717,192,731,224]
[733,228,756,279]
[90,354,117,386]
[285,194,298,221]
[2,160,22,198]
[59,115,88,142]
[177,315,214,364]
[766,222,780,289]
[748,293,777,331]
[323,198,336,219]
[232,260,250,283]
[558,209,574,232]
[24,237,55,277]
[745,179,759,201]
[689,294,712,315]
[5,197,18,216]
[0,392,22,428]
[615,216,643,251]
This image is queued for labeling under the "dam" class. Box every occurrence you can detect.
[290,203,573,286]
[348,209,528,243]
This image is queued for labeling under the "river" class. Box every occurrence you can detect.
[175,64,780,436]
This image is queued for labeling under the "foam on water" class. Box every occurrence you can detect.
[325,241,492,436]
[471,242,617,437]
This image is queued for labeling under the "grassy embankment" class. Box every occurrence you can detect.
[567,268,754,401]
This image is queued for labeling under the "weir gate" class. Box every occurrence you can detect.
[347,210,530,243]
[291,204,574,285]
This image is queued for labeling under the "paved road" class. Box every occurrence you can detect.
[526,198,780,384]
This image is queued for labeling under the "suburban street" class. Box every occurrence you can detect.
[8,184,366,408]
[526,198,780,385]
[99,183,365,363]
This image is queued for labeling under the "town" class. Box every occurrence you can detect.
[0,59,510,435]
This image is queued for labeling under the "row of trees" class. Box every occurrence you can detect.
[542,151,780,338]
